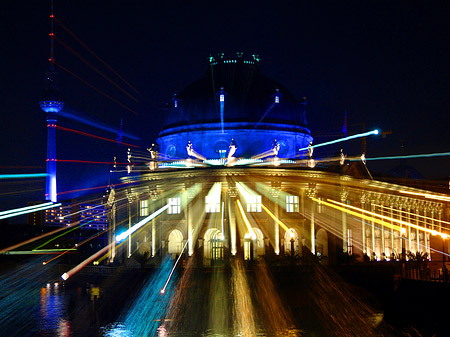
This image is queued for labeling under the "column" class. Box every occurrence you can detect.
[416,207,420,254]
[151,200,156,257]
[228,196,237,255]
[311,200,315,255]
[128,201,132,258]
[362,202,366,255]
[274,202,280,255]
[361,195,366,256]
[371,202,376,259]
[390,204,394,259]
[187,194,194,256]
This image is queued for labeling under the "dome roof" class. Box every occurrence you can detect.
[161,54,308,132]
[388,164,424,180]
[157,54,312,160]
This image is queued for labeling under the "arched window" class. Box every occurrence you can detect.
[168,229,183,255]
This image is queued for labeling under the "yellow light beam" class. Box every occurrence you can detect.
[261,204,290,232]
[311,198,402,232]
[376,203,450,227]
[236,199,255,239]
[399,190,450,202]
[326,199,445,236]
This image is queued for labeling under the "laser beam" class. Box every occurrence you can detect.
[298,129,379,152]
[116,204,169,242]
[0,173,47,179]
[0,202,61,220]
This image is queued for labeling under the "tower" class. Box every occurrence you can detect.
[40,1,63,202]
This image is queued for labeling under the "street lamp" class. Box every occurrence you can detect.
[400,227,407,261]
[440,233,448,279]
[289,230,295,258]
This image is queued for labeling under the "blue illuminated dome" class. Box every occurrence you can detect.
[157,53,312,160]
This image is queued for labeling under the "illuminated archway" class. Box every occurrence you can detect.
[168,229,183,255]
[204,228,223,266]
[284,228,299,256]
[315,228,328,259]
[244,227,265,260]
[253,227,265,257]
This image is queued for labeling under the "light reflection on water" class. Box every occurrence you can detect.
[0,257,73,337]
[101,258,303,337]
[0,257,400,336]
[39,284,72,337]
[102,322,302,337]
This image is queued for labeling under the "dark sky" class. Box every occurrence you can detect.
[1,0,449,211]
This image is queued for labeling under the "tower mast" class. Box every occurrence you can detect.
[40,0,64,202]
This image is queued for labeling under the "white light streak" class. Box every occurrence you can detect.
[116,204,169,242]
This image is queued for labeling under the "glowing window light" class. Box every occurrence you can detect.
[168,197,181,214]
[220,94,225,102]
[116,204,169,242]
[205,194,221,213]
[275,95,279,104]
[140,199,149,216]
[286,195,299,213]
[246,195,261,213]
[205,183,221,213]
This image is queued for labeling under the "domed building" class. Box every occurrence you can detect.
[157,54,312,161]
[108,54,449,271]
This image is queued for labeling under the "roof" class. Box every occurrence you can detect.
[161,54,308,131]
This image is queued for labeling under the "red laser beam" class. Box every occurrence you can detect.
[54,125,139,148]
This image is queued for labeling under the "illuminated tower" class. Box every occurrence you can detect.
[40,1,63,202]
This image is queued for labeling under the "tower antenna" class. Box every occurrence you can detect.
[50,0,55,69]
[39,0,64,202]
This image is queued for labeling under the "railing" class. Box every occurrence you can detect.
[403,267,449,282]
[49,264,117,276]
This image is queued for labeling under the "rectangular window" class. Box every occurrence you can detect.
[205,195,221,213]
[247,195,261,212]
[286,195,299,213]
[140,199,149,217]
[168,197,181,214]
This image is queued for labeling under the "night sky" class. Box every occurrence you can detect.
[1,1,449,212]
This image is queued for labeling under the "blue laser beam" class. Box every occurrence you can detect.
[298,129,379,152]
[60,109,140,140]
[357,152,450,161]
[0,173,47,179]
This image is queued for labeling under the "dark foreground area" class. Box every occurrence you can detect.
[0,256,448,336]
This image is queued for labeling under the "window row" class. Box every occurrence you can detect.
[140,195,300,215]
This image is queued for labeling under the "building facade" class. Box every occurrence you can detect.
[107,54,450,268]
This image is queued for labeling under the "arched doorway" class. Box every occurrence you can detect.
[203,228,224,266]
[253,228,265,257]
[284,228,299,256]
[168,229,183,257]
[244,228,265,260]
[315,228,328,261]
